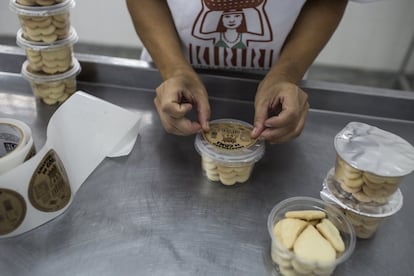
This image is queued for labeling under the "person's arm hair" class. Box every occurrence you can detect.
[266,0,348,84]
[126,0,193,79]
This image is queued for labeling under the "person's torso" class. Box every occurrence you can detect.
[141,0,307,71]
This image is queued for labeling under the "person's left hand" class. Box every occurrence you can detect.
[251,79,309,144]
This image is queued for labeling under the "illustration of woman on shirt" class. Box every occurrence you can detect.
[214,10,247,49]
[191,0,272,68]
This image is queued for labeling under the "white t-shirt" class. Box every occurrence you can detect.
[140,0,376,71]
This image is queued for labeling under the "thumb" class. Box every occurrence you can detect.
[196,93,211,132]
[252,105,267,139]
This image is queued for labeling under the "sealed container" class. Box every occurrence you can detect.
[9,0,75,43]
[321,168,403,239]
[333,122,414,204]
[267,197,356,276]
[194,119,265,185]
[21,58,81,105]
[16,27,78,74]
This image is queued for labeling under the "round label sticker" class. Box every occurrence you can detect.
[0,188,27,235]
[203,122,256,151]
[0,123,23,158]
[28,149,71,212]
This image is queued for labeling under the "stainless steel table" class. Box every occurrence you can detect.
[1,46,414,276]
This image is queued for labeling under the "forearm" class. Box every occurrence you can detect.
[267,0,348,84]
[126,0,193,79]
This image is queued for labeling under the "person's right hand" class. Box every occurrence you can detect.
[154,71,211,136]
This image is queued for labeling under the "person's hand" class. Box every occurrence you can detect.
[251,79,309,144]
[154,71,210,136]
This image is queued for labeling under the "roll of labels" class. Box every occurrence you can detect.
[0,91,140,238]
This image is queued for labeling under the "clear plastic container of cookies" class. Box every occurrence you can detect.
[16,27,78,74]
[194,118,265,185]
[9,0,75,43]
[333,122,414,205]
[321,168,403,239]
[21,58,81,105]
[267,196,356,276]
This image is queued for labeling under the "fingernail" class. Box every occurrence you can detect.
[252,127,258,135]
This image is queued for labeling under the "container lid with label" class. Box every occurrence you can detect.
[194,118,265,166]
[9,0,75,16]
[16,27,78,51]
[334,122,414,177]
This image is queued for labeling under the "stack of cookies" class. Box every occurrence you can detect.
[9,0,81,105]
[334,156,401,205]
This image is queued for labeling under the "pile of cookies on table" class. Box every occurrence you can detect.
[321,122,414,239]
[9,0,81,105]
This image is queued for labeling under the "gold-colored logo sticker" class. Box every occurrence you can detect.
[28,149,71,212]
[203,122,256,151]
[0,188,26,235]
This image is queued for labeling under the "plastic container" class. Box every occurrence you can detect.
[194,118,265,185]
[16,27,78,74]
[333,122,414,205]
[267,197,356,276]
[21,58,81,105]
[9,0,75,43]
[321,168,403,239]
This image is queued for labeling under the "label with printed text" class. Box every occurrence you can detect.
[0,188,26,236]
[203,122,256,151]
[28,149,71,212]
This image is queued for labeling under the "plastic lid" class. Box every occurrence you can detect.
[334,122,414,177]
[194,118,265,165]
[9,0,75,16]
[16,27,78,51]
[21,58,81,82]
[320,168,403,218]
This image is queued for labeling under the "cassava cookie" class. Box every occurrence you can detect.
[316,218,345,252]
[363,172,401,185]
[273,218,308,249]
[293,225,336,263]
[285,210,326,221]
[340,182,362,194]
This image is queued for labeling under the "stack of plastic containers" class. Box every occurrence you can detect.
[320,122,414,239]
[9,0,80,105]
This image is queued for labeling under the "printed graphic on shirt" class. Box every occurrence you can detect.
[190,0,273,69]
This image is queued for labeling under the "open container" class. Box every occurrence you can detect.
[21,58,81,105]
[9,0,75,43]
[321,168,403,239]
[16,27,78,74]
[267,196,356,276]
[194,118,265,185]
[333,122,414,205]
